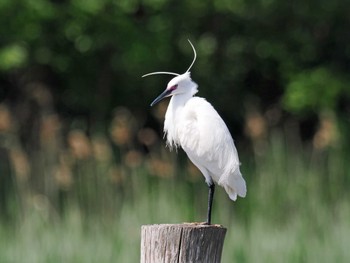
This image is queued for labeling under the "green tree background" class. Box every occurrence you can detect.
[1,0,350,125]
[0,0,350,262]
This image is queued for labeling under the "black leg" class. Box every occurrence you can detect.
[206,182,215,225]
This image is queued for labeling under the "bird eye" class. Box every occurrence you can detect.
[169,84,178,92]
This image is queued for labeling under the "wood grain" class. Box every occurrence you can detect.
[141,223,227,263]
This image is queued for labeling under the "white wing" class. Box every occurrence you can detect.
[178,97,246,200]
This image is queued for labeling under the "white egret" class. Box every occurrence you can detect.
[143,40,246,224]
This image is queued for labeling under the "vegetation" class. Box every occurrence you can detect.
[0,0,350,262]
[0,131,349,262]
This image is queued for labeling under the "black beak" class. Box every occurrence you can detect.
[150,89,171,106]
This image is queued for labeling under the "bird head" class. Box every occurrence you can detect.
[142,40,198,106]
[149,72,198,106]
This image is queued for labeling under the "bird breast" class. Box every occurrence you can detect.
[165,96,240,175]
[164,95,246,199]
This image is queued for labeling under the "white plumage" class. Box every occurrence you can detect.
[163,73,246,200]
[144,41,246,224]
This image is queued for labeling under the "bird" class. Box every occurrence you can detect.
[143,40,246,225]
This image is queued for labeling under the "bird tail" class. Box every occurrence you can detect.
[220,168,247,201]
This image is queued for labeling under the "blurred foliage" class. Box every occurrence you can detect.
[0,128,349,262]
[284,67,349,113]
[0,0,348,212]
[0,0,350,261]
[0,0,350,126]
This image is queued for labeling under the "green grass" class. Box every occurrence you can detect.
[1,135,350,262]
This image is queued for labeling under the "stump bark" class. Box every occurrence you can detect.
[141,223,227,263]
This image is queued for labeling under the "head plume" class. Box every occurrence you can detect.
[142,39,197,78]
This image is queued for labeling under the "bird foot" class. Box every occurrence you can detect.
[182,222,224,227]
[182,221,211,225]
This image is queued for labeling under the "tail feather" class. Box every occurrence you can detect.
[220,169,247,201]
[225,187,238,201]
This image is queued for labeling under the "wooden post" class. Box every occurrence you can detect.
[141,223,227,263]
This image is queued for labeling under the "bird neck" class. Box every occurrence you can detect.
[164,84,197,148]
[171,92,193,107]
[171,82,198,107]
[169,82,198,119]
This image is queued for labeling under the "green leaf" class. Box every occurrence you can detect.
[283,67,347,113]
[0,44,28,71]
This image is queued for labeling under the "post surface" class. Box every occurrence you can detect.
[141,223,227,263]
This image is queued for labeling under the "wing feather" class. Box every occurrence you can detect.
[178,97,246,199]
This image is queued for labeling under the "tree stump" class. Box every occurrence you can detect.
[141,223,227,263]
